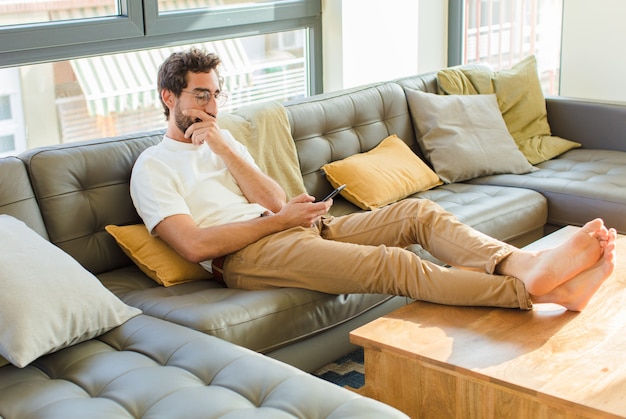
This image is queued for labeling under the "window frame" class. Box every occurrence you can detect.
[0,1,143,66]
[0,68,26,157]
[448,0,464,67]
[0,0,322,94]
[144,0,320,36]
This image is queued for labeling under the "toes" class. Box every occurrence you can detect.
[581,218,604,234]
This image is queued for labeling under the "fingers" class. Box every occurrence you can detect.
[184,109,216,122]
[290,193,316,204]
[186,123,219,146]
[280,194,332,228]
[182,110,218,145]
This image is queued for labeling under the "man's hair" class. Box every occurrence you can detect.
[157,47,222,118]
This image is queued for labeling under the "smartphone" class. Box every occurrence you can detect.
[321,184,346,202]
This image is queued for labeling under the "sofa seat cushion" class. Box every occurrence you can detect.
[98,267,393,354]
[0,314,407,419]
[413,183,547,247]
[468,149,626,233]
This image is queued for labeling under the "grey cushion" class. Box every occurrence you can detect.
[404,89,533,183]
[0,315,408,419]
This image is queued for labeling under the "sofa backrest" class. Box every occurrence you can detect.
[0,156,48,239]
[393,70,440,95]
[18,131,163,275]
[285,82,420,201]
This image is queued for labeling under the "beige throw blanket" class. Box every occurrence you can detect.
[218,101,307,200]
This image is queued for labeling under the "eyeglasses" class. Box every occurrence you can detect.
[181,90,229,107]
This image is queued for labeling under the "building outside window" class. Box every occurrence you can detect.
[0,67,25,157]
[0,0,317,155]
[459,0,563,95]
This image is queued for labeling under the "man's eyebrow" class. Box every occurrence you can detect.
[190,87,221,93]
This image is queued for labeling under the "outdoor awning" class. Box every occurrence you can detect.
[54,1,252,116]
[71,41,252,116]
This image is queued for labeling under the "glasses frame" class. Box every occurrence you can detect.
[181,89,229,107]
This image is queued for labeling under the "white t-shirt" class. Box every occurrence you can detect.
[130,130,268,236]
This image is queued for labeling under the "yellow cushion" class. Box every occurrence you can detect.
[322,135,442,210]
[105,224,211,287]
[437,56,580,164]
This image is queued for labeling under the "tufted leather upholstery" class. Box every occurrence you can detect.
[0,156,48,239]
[413,183,547,247]
[19,132,162,275]
[469,149,626,233]
[98,265,399,355]
[0,315,407,418]
[286,82,420,201]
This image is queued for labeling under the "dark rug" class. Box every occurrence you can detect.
[313,348,364,389]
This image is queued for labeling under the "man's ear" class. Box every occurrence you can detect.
[161,89,176,109]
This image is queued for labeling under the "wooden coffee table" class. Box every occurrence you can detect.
[350,227,625,418]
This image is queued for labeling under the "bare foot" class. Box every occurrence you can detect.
[532,228,617,311]
[499,219,606,296]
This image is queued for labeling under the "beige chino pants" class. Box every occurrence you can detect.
[223,199,532,309]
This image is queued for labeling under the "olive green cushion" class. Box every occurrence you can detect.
[437,56,580,164]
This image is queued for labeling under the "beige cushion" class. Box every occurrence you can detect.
[106,224,212,286]
[437,56,580,164]
[322,135,442,210]
[0,215,141,368]
[405,89,534,183]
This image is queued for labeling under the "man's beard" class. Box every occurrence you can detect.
[173,103,195,134]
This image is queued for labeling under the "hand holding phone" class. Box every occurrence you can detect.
[321,184,346,202]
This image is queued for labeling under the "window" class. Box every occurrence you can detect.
[158,0,295,13]
[0,0,321,155]
[53,33,306,143]
[0,1,120,26]
[449,0,563,95]
[0,68,25,157]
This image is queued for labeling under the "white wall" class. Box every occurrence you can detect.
[321,0,447,92]
[323,0,626,103]
[560,0,626,102]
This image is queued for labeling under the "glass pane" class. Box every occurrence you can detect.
[4,29,306,155]
[0,96,11,120]
[159,0,292,13]
[0,0,120,27]
[0,135,15,153]
[462,0,563,95]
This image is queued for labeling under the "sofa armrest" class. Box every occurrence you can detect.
[546,96,626,152]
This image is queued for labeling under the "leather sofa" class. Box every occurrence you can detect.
[1,65,625,418]
[0,152,407,418]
